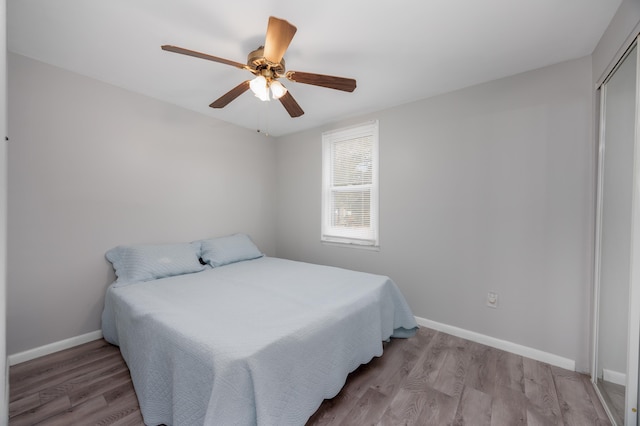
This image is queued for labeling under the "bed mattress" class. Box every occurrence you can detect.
[102,256,417,425]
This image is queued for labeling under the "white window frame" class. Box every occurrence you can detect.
[321,120,379,248]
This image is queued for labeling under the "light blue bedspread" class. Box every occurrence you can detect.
[102,257,417,425]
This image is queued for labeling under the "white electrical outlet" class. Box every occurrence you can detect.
[487,292,498,308]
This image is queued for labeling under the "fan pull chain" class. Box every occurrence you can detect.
[257,100,271,136]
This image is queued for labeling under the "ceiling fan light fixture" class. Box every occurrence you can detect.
[162,16,356,117]
[270,80,287,99]
[250,75,270,101]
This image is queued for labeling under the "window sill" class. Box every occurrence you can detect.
[321,240,380,251]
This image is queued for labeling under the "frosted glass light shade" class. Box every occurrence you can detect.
[270,80,287,99]
[250,76,270,101]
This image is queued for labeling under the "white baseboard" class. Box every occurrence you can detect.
[415,316,576,371]
[8,330,103,366]
[602,368,626,386]
[7,319,577,372]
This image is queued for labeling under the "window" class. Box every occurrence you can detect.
[322,121,379,248]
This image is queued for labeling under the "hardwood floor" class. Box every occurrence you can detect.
[9,327,611,425]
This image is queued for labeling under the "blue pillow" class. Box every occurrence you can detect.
[200,233,263,267]
[106,242,206,286]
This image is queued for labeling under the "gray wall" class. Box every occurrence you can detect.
[7,53,277,355]
[275,57,593,371]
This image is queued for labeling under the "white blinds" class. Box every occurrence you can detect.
[321,121,379,247]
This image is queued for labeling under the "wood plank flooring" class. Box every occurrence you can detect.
[9,327,611,425]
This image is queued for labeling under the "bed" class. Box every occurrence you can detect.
[101,234,418,426]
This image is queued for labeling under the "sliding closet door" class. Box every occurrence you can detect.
[595,40,639,426]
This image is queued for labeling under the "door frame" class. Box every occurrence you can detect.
[592,35,640,426]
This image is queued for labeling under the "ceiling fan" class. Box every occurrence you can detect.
[161,16,356,118]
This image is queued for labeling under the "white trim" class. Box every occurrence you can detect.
[322,120,379,138]
[321,120,379,248]
[596,26,640,89]
[320,241,380,251]
[415,316,575,371]
[625,35,640,425]
[7,321,576,379]
[603,368,627,387]
[591,35,640,426]
[592,81,607,385]
[8,330,103,366]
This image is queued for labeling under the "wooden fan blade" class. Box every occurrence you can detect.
[279,91,304,117]
[286,71,356,92]
[263,17,297,64]
[162,45,248,70]
[209,81,251,108]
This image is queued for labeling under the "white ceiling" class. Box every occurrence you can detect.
[8,0,621,137]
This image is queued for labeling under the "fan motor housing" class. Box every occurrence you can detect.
[247,46,285,75]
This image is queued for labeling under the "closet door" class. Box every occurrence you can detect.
[594,40,639,426]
